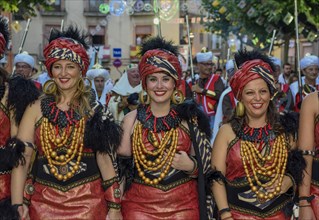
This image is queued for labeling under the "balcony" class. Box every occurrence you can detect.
[84,0,107,17]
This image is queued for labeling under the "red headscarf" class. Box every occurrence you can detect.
[138,49,182,90]
[0,33,6,57]
[43,37,89,77]
[230,59,276,100]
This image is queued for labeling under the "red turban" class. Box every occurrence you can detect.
[44,37,89,77]
[138,49,182,90]
[230,59,276,100]
[0,33,6,57]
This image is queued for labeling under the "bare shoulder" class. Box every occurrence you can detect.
[301,91,319,115]
[25,99,42,120]
[213,123,236,146]
[122,109,137,127]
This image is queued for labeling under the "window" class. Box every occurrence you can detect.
[52,0,62,11]
[135,25,152,45]
[89,26,105,45]
[88,0,105,12]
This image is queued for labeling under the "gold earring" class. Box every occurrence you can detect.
[43,79,57,95]
[139,90,150,105]
[171,89,185,105]
[235,101,245,117]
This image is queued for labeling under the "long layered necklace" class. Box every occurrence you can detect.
[132,105,181,185]
[239,124,288,202]
[40,96,85,181]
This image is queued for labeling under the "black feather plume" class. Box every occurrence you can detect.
[279,111,299,136]
[176,99,212,139]
[139,36,179,57]
[8,76,40,126]
[0,16,10,48]
[1,138,27,169]
[286,149,306,185]
[234,49,276,72]
[84,105,123,154]
[49,25,89,49]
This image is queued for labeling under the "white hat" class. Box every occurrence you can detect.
[300,55,319,70]
[196,51,213,63]
[87,68,110,81]
[14,51,35,68]
[270,56,281,67]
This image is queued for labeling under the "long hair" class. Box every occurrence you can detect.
[43,25,92,116]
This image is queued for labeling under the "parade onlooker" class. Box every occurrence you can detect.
[298,91,319,220]
[13,52,35,79]
[211,49,302,220]
[108,63,142,123]
[191,48,225,131]
[290,55,319,111]
[278,63,292,85]
[119,36,212,219]
[270,57,294,112]
[87,63,113,105]
[9,25,122,220]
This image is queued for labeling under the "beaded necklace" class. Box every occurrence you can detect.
[238,123,288,203]
[133,104,181,185]
[40,96,85,181]
[137,104,181,132]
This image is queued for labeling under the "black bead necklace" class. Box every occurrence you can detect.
[137,104,181,133]
[237,123,275,143]
[41,96,82,129]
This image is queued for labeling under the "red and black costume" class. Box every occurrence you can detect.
[121,37,212,220]
[209,56,304,219]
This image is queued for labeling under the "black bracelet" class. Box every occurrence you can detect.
[11,204,23,212]
[299,195,315,203]
[219,207,231,216]
[202,89,207,95]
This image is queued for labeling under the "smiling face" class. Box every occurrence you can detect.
[146,72,175,105]
[241,78,270,122]
[197,62,213,78]
[51,59,81,94]
[303,65,319,83]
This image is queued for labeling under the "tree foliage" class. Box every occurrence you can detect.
[201,0,319,49]
[0,0,52,17]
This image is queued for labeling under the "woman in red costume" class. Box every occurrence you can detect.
[0,16,39,218]
[298,91,319,220]
[118,36,212,219]
[210,50,304,220]
[9,26,122,220]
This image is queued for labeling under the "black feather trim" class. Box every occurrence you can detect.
[1,138,27,169]
[8,76,40,126]
[49,25,89,50]
[175,99,212,139]
[286,149,306,185]
[0,199,20,220]
[279,111,299,136]
[84,105,122,154]
[117,156,134,191]
[206,169,227,186]
[139,36,179,57]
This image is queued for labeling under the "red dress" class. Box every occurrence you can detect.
[225,139,291,220]
[121,126,199,220]
[0,103,10,201]
[310,93,319,218]
[27,118,107,220]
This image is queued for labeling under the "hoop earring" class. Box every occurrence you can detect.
[77,77,92,93]
[43,79,57,95]
[235,101,245,117]
[139,90,150,105]
[171,89,185,105]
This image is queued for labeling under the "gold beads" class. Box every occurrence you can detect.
[240,134,288,203]
[40,117,85,182]
[132,121,178,186]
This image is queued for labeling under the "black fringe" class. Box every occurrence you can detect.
[84,106,122,154]
[117,156,134,192]
[1,138,27,169]
[176,99,212,139]
[8,76,40,126]
[279,111,299,137]
[0,199,20,220]
[206,169,227,186]
[286,149,306,185]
